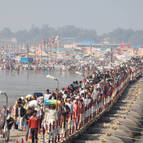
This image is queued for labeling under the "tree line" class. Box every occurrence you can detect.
[0,25,143,45]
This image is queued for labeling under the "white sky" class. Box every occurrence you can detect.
[0,0,142,34]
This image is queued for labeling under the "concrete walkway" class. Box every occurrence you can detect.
[0,129,26,143]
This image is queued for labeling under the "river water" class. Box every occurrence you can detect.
[0,70,82,107]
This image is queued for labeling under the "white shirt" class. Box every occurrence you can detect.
[28,100,38,108]
[66,103,73,113]
[44,94,52,100]
[44,109,57,125]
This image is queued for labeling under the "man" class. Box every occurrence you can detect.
[44,89,52,100]
[28,98,38,109]
[65,99,73,114]
[14,101,26,130]
[27,110,40,143]
[19,103,26,130]
[0,105,6,136]
[0,105,7,129]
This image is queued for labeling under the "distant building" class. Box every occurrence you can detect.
[77,41,95,48]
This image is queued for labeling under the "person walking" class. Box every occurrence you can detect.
[1,105,7,128]
[27,110,40,143]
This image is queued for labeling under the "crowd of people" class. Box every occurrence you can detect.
[0,57,142,143]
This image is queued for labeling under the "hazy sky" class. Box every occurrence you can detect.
[0,0,142,34]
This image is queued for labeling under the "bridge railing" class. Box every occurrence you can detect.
[23,71,131,143]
